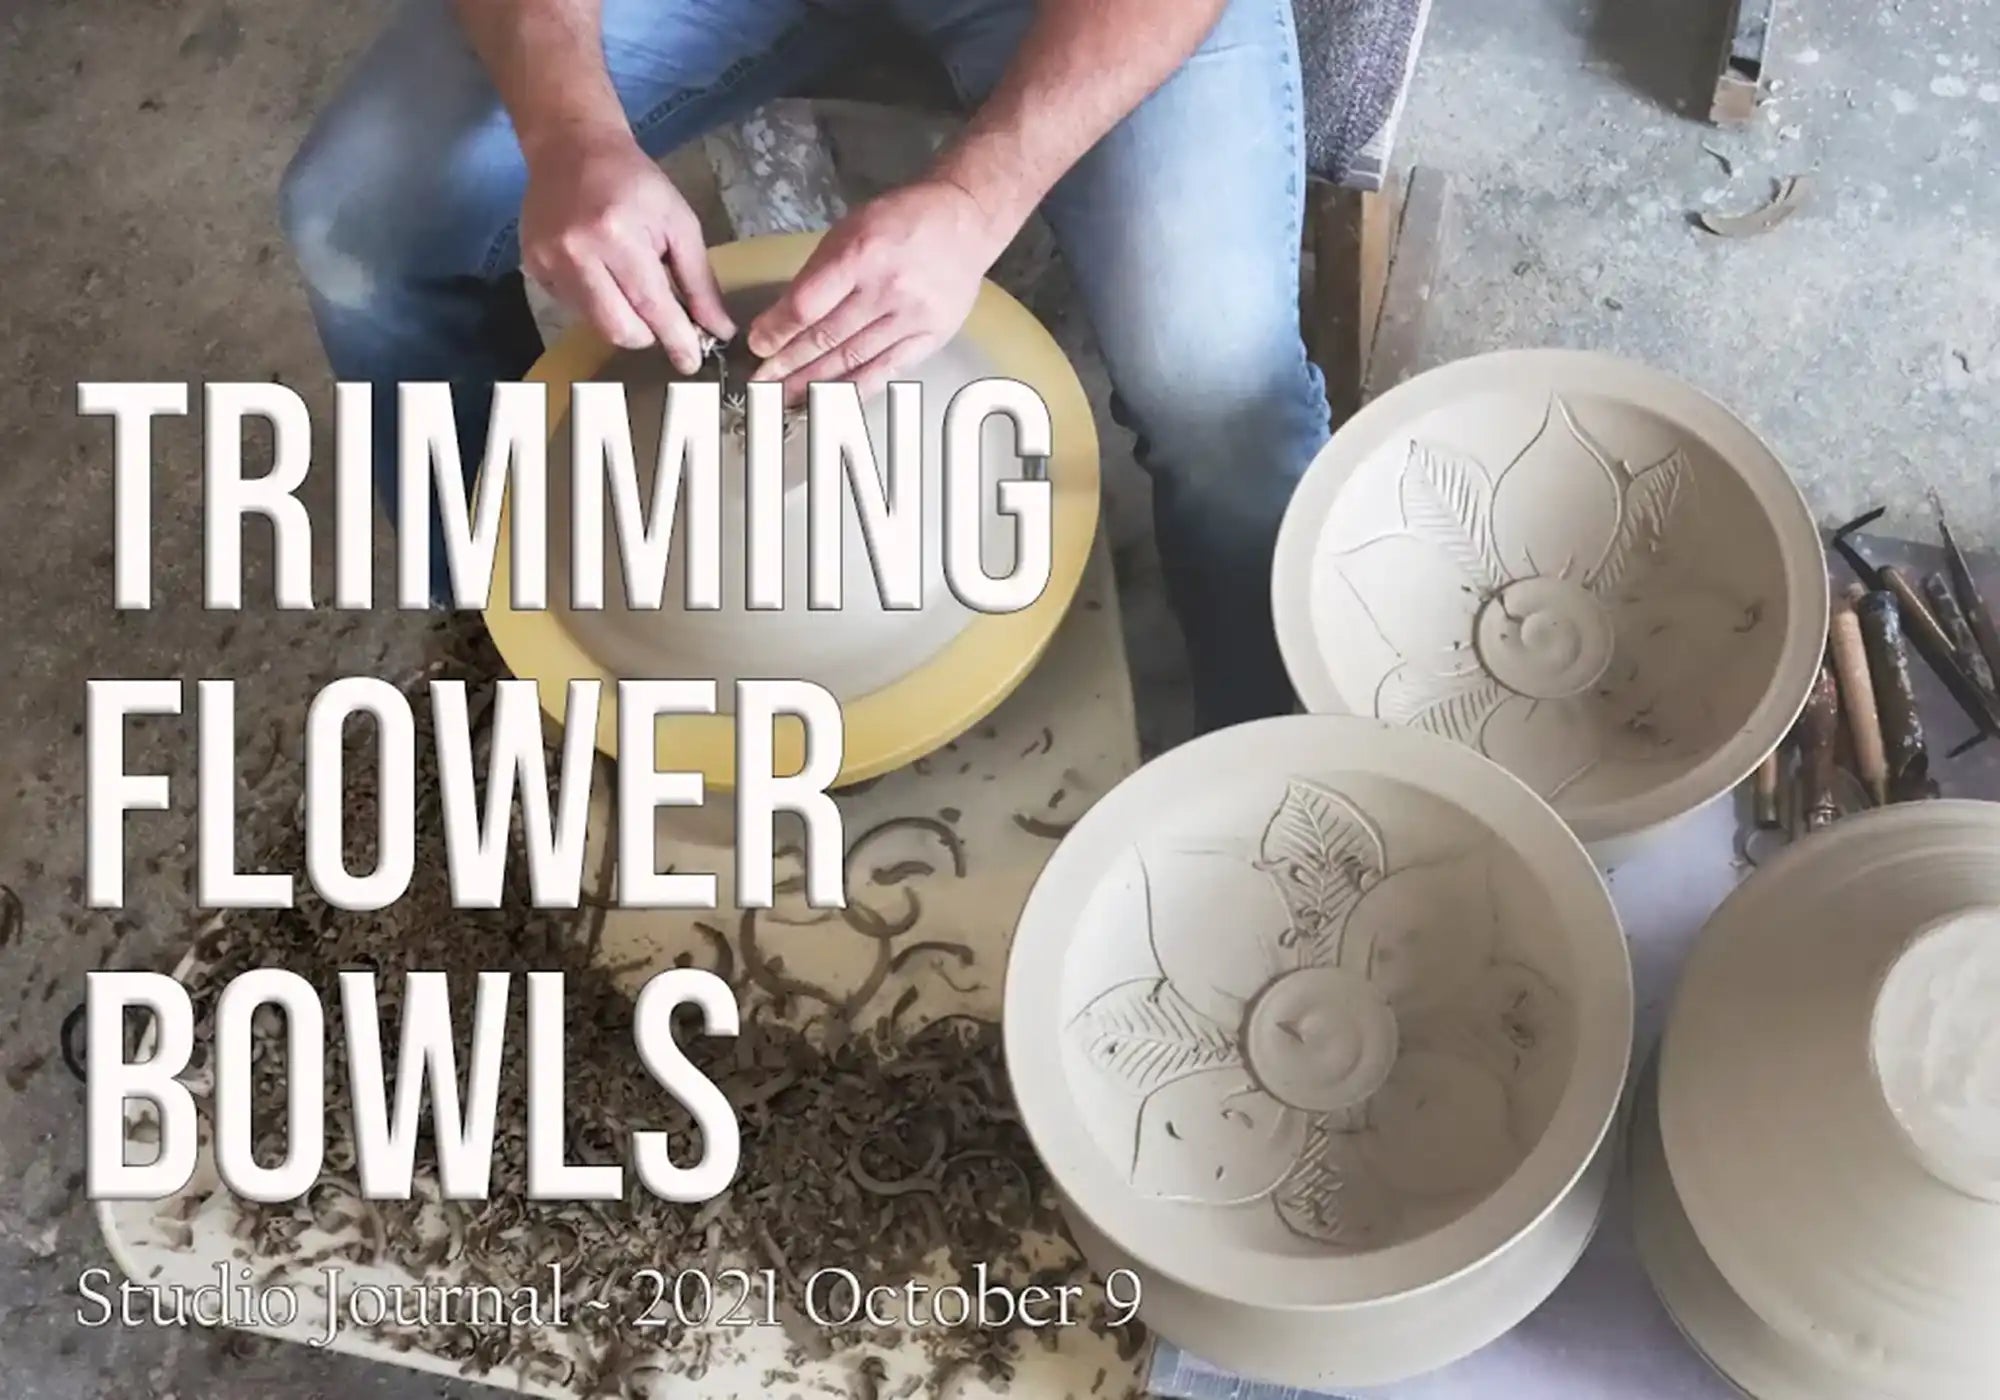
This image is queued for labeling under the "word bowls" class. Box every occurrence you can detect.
[1005,715,1633,1386]
[1638,801,2000,1400]
[1272,349,1827,847]
[485,232,1100,788]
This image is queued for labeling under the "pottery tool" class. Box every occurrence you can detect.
[1751,750,1782,828]
[1931,492,2000,693]
[1922,572,1995,694]
[1735,745,1792,867]
[1828,585,1888,805]
[1829,510,2000,753]
[1796,663,1840,832]
[1853,590,1930,801]
[1877,564,2000,754]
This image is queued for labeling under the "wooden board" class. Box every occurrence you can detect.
[1711,0,1781,126]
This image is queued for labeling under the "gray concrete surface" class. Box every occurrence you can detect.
[1397,0,2000,541]
[0,0,1995,1396]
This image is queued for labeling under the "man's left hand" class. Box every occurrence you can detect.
[746,178,1012,403]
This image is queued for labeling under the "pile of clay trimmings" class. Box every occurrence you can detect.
[159,624,1143,1397]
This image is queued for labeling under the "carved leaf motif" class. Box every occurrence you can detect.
[1360,1049,1519,1199]
[1347,848,1497,1013]
[1273,1116,1401,1248]
[1481,694,1600,802]
[1130,1072,1305,1204]
[1070,978,1239,1096]
[1491,397,1622,584]
[1255,782,1386,965]
[1589,447,1689,596]
[1400,441,1506,594]
[1376,663,1509,748]
[1145,850,1301,1027]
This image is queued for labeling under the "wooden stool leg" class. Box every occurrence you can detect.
[1362,167,1454,402]
[1304,181,1367,424]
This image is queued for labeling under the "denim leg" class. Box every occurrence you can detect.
[278,0,858,599]
[889,0,1333,731]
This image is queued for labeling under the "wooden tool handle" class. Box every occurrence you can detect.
[1857,590,1930,800]
[1798,662,1841,831]
[1752,749,1782,828]
[1829,590,1887,805]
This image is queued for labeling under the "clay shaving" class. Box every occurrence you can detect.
[156,625,1142,1397]
[1698,175,1811,238]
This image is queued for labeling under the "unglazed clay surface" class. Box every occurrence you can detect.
[1065,1127,1616,1389]
[1066,780,1572,1251]
[546,286,1028,711]
[1870,908,2000,1203]
[1657,802,2000,1399]
[1274,351,1828,844]
[1006,716,1633,1314]
[1629,1060,1878,1400]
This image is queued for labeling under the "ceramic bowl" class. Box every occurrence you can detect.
[1271,350,1828,846]
[1005,715,1633,1385]
[485,233,1101,788]
[1644,802,2000,1399]
[1065,1130,1615,1387]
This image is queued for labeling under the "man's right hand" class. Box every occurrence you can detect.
[519,128,733,373]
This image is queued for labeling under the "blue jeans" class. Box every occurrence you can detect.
[280,0,1332,730]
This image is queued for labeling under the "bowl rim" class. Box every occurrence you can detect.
[484,231,1101,789]
[1656,800,2000,1388]
[1066,1122,1617,1386]
[1003,713,1634,1310]
[1271,347,1830,844]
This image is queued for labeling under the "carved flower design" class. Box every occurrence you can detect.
[1332,396,1753,800]
[1069,781,1569,1248]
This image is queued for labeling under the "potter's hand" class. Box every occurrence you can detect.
[520,129,733,372]
[746,179,1009,402]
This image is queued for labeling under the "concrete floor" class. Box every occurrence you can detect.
[1398,0,2000,540]
[0,0,1995,1396]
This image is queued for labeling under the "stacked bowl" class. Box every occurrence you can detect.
[1005,715,1633,1386]
[1634,801,2000,1399]
[1006,349,1837,1384]
[1272,349,1828,850]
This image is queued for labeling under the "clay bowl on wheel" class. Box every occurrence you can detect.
[1272,349,1827,848]
[484,232,1101,788]
[1638,801,2000,1400]
[1004,715,1633,1388]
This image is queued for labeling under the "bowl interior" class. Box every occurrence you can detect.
[1291,370,1804,835]
[543,284,1028,712]
[1057,764,1584,1267]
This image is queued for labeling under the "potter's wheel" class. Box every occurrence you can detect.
[486,233,1100,787]
[1643,801,2000,1399]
